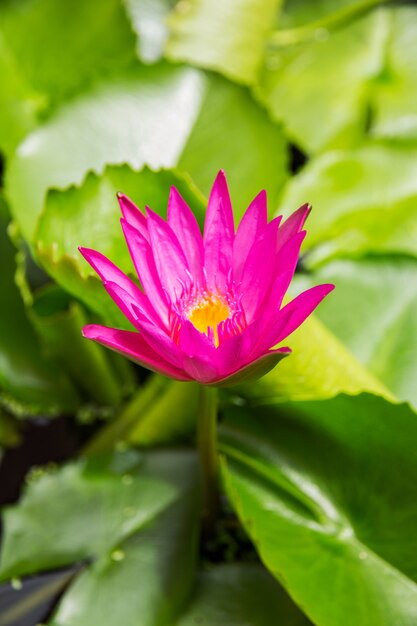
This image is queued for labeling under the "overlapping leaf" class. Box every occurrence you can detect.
[257,9,386,153]
[0,450,199,625]
[277,141,417,265]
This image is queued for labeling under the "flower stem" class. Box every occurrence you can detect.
[198,385,219,532]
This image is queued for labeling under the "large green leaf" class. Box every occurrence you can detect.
[0,0,135,104]
[0,449,198,581]
[175,564,312,625]
[277,142,417,265]
[0,198,79,417]
[6,64,206,243]
[295,257,417,408]
[0,449,199,626]
[166,0,282,85]
[7,63,288,246]
[256,9,386,153]
[371,7,417,140]
[221,393,417,626]
[234,313,390,403]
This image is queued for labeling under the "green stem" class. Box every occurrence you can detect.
[82,374,170,456]
[198,385,219,532]
[269,0,390,48]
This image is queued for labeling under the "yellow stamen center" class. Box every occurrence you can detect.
[187,294,230,347]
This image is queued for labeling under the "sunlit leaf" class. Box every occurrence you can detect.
[0,0,135,103]
[166,0,282,84]
[294,257,417,408]
[235,314,390,403]
[371,7,417,140]
[123,0,175,63]
[277,141,417,265]
[256,10,386,153]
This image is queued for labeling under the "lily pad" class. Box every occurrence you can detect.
[221,393,417,626]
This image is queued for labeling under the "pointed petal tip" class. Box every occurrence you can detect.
[81,324,99,339]
[78,246,96,262]
[276,346,292,354]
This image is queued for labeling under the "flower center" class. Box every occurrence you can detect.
[187,293,230,346]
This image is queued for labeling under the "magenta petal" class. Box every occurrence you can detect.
[233,190,267,283]
[146,206,192,301]
[79,247,142,301]
[240,217,281,322]
[203,170,234,291]
[167,187,205,287]
[264,284,335,349]
[131,303,184,369]
[121,220,169,324]
[178,321,218,383]
[264,231,307,310]
[117,193,148,240]
[82,325,191,381]
[103,281,158,329]
[278,203,311,252]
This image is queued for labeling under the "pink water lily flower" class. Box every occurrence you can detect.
[80,171,333,385]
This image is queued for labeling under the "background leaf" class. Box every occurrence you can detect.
[277,141,417,265]
[370,7,417,140]
[256,10,386,153]
[0,198,79,417]
[166,0,282,85]
[0,449,200,626]
[0,0,135,104]
[175,564,312,625]
[294,257,417,408]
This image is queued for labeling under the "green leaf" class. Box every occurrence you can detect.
[34,166,204,327]
[294,257,417,408]
[123,0,175,63]
[220,393,417,626]
[0,0,136,104]
[178,74,288,220]
[29,285,135,407]
[175,564,312,625]
[256,10,386,153]
[7,64,207,243]
[0,198,79,417]
[371,7,417,140]
[0,33,41,156]
[166,0,282,85]
[234,314,390,403]
[278,142,417,265]
[0,450,199,625]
